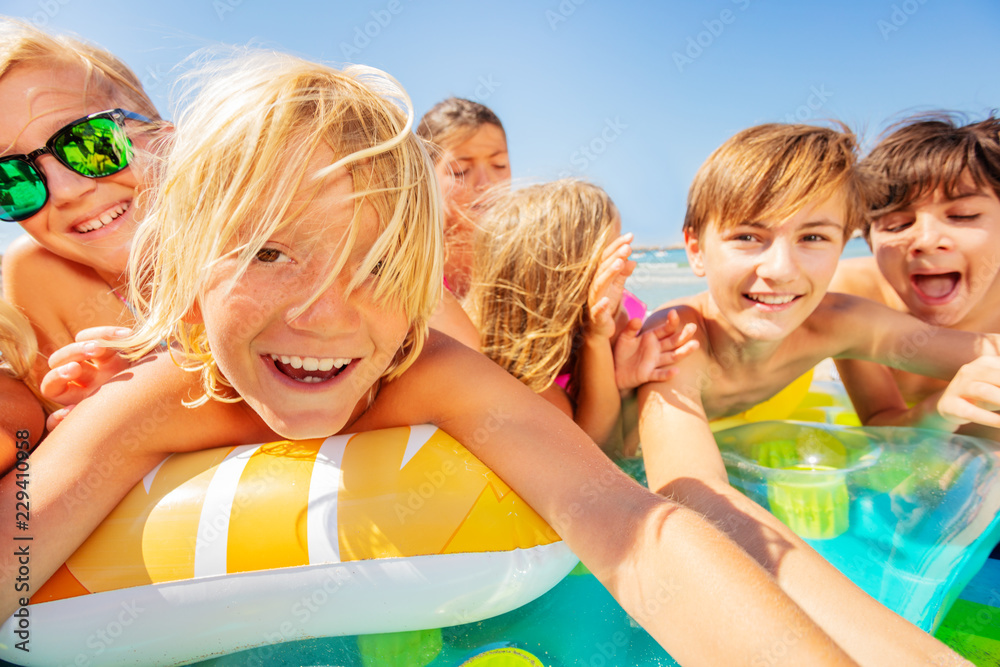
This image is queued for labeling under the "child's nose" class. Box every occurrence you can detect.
[911,213,953,254]
[756,240,797,281]
[469,164,491,191]
[38,156,98,207]
[284,279,361,335]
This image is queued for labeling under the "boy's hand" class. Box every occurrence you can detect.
[936,356,1000,428]
[41,327,133,423]
[614,309,699,391]
[588,233,636,339]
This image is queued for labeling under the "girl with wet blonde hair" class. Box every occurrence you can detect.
[467,179,695,450]
[0,49,888,667]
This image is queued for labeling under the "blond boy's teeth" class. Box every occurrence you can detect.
[75,202,129,233]
[269,354,351,370]
[747,294,796,305]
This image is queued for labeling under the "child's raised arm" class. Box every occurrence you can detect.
[837,354,1000,436]
[371,332,855,666]
[0,353,272,620]
[825,293,1000,434]
[635,310,968,667]
[573,235,697,449]
[571,232,637,445]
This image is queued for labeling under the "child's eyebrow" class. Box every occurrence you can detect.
[893,191,990,212]
[946,191,991,203]
[800,219,844,229]
[454,149,509,161]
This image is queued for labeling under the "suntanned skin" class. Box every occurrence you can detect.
[830,183,1000,439]
[0,375,45,474]
[0,63,158,388]
[0,163,858,667]
[3,236,133,382]
[0,341,858,667]
[636,193,978,666]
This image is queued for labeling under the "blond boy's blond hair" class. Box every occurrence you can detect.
[127,50,442,404]
[466,179,618,392]
[684,123,866,238]
[0,17,160,121]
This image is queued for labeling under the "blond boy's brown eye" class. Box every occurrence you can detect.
[255,247,285,263]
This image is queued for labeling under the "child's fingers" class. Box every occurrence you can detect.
[74,326,131,343]
[45,405,74,432]
[48,339,121,368]
[942,399,1000,429]
[646,367,680,384]
[657,338,700,361]
[621,317,644,339]
[600,233,633,263]
[661,324,699,350]
[39,363,93,405]
[653,321,698,349]
[621,259,637,279]
[591,296,613,321]
[589,258,625,305]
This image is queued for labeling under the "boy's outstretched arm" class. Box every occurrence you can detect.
[837,355,1000,435]
[0,353,272,620]
[827,293,1000,434]
[370,333,856,667]
[636,348,970,667]
[829,292,1000,379]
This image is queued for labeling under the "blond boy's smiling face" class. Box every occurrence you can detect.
[195,162,409,440]
[869,177,1000,329]
[686,193,847,344]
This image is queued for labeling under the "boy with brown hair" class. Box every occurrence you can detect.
[831,114,1000,440]
[638,122,996,666]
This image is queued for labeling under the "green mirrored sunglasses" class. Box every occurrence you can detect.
[0,108,150,222]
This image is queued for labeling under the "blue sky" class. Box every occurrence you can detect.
[5,0,999,247]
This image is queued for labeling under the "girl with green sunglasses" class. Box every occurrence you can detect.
[0,18,163,390]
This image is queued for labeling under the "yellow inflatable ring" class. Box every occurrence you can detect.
[710,369,815,432]
[2,426,577,667]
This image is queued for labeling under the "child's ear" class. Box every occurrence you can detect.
[684,228,706,277]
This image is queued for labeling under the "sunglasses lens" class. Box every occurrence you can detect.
[0,159,46,222]
[53,116,132,178]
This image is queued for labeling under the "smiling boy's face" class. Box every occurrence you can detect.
[195,162,410,440]
[686,191,847,343]
[869,176,1000,328]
